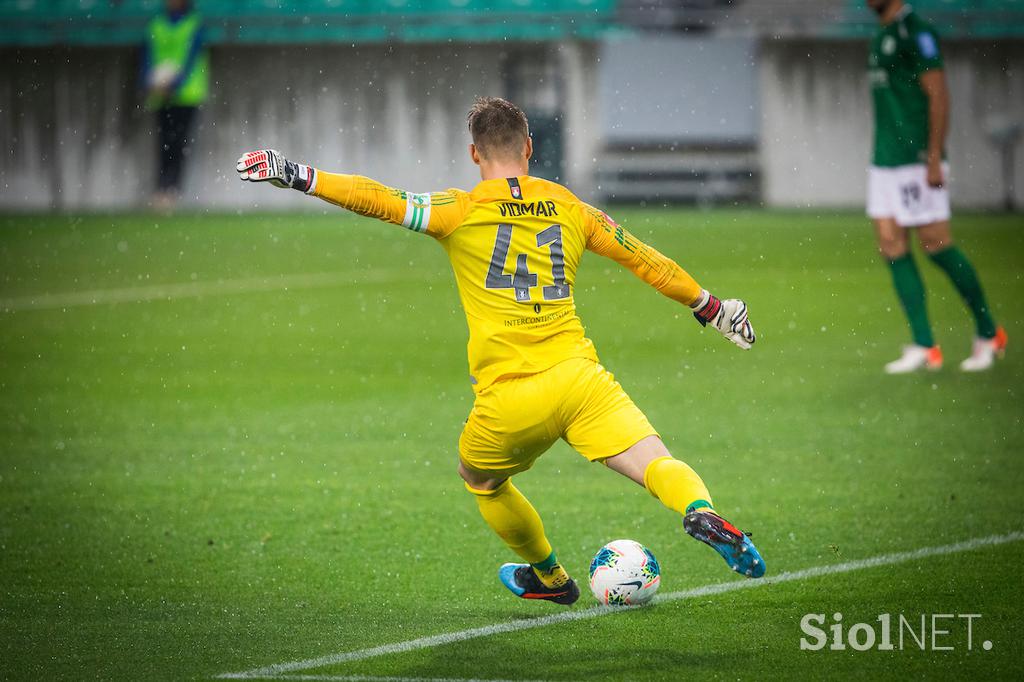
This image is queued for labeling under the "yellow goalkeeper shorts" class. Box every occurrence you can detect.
[459,357,658,476]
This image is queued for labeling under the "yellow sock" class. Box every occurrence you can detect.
[643,456,714,516]
[467,479,554,566]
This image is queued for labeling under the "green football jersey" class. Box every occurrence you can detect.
[868,6,944,167]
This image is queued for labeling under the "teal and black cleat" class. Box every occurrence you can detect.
[499,563,580,605]
[684,509,766,578]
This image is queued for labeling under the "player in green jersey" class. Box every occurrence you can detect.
[866,0,1006,373]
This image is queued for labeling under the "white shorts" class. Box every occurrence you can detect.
[867,163,951,227]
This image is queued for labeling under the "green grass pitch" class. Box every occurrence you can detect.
[1,208,1022,680]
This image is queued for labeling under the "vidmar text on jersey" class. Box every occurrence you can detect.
[498,200,559,218]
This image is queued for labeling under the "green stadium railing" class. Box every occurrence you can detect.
[0,0,620,46]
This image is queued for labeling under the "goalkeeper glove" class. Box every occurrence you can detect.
[690,289,756,350]
[236,149,317,193]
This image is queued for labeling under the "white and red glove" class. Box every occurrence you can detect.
[691,289,756,350]
[236,149,317,193]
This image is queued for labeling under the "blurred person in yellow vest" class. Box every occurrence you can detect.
[142,0,209,211]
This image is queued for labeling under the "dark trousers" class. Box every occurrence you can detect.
[156,106,198,192]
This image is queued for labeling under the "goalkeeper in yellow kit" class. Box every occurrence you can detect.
[237,97,765,605]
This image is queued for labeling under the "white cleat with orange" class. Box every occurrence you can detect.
[884,345,944,374]
[960,327,1008,372]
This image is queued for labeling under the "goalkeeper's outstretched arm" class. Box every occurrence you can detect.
[236,149,464,237]
[582,203,756,350]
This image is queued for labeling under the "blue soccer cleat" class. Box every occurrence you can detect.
[684,509,766,578]
[499,563,580,605]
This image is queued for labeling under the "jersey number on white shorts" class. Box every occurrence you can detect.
[900,182,922,210]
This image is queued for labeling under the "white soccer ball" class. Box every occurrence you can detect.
[588,539,661,606]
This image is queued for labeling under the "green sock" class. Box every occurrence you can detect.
[928,246,997,339]
[531,551,558,572]
[531,552,569,588]
[888,255,934,347]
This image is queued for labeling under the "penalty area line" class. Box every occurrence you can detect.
[218,530,1024,680]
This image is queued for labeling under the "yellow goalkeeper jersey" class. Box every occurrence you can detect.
[312,172,702,391]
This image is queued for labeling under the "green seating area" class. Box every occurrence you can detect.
[0,0,619,45]
[3,0,1021,44]
[835,0,1024,37]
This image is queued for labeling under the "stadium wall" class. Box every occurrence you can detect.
[760,39,1024,209]
[0,42,599,211]
[4,39,1023,211]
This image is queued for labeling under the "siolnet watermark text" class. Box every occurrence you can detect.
[800,613,993,652]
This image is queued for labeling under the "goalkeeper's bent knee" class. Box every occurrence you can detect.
[643,456,714,515]
[466,479,553,565]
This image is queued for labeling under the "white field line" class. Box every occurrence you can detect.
[270,676,552,682]
[0,270,403,312]
[219,530,1024,680]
